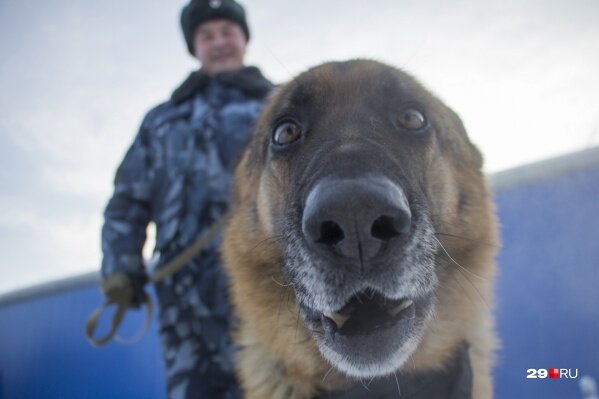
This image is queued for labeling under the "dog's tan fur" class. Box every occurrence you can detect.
[221,60,498,398]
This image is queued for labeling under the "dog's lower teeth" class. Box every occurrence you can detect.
[387,299,413,317]
[325,312,350,329]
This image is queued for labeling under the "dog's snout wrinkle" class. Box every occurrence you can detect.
[302,176,411,263]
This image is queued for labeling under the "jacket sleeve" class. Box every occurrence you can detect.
[101,114,155,281]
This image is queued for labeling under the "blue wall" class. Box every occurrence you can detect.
[1,161,598,399]
[0,286,165,399]
[493,166,599,398]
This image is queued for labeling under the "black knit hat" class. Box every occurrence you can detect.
[181,0,250,55]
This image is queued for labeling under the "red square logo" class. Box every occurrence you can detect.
[549,368,559,379]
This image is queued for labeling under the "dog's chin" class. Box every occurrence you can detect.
[300,290,434,378]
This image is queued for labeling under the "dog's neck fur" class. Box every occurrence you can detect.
[315,342,472,399]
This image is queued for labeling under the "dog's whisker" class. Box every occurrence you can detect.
[445,259,476,303]
[322,365,335,384]
[434,239,492,311]
[274,278,296,329]
[435,237,492,312]
[393,371,401,398]
[285,289,296,315]
[434,236,489,282]
[447,263,490,313]
[292,319,323,340]
[435,231,498,248]
[457,267,491,312]
[266,48,294,79]
[248,234,285,254]
[367,375,376,387]
[276,286,285,326]
[360,378,371,391]
[293,306,302,343]
[355,292,365,305]
[409,354,416,372]
[271,276,294,287]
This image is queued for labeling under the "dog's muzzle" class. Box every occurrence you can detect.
[293,175,435,377]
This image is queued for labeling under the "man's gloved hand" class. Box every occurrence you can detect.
[86,271,152,347]
[101,272,148,309]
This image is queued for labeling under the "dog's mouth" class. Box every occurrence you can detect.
[300,288,433,377]
[303,290,415,338]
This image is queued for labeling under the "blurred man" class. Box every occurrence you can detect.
[100,1,273,397]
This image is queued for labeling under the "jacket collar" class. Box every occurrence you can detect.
[315,342,472,399]
[171,66,274,105]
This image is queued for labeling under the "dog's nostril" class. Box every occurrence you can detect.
[371,215,402,241]
[316,221,345,245]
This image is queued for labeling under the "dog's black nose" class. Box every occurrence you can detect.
[302,177,411,261]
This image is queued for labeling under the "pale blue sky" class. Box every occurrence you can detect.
[1,0,598,293]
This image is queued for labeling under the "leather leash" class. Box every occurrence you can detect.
[85,216,227,347]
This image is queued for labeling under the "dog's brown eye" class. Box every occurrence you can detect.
[273,121,302,145]
[398,108,426,130]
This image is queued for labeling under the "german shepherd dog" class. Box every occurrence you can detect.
[221,60,498,398]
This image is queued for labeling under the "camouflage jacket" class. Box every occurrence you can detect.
[101,66,273,286]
